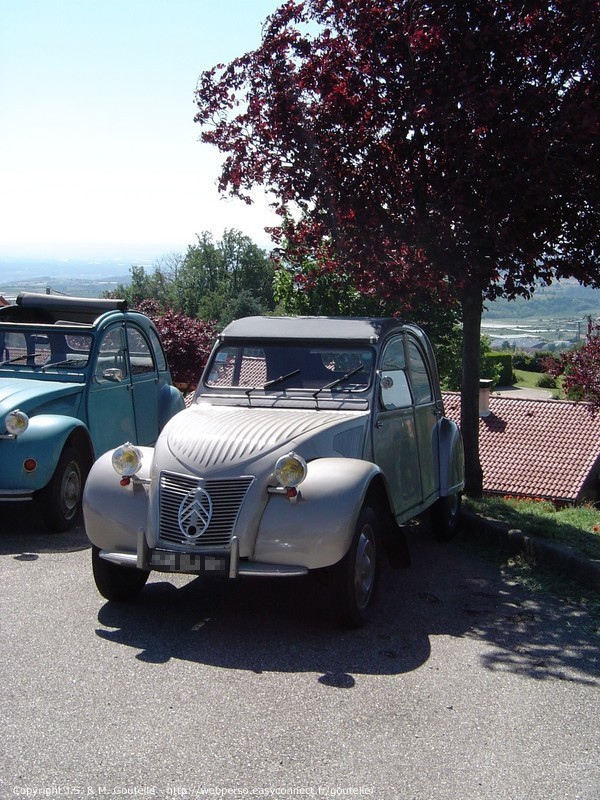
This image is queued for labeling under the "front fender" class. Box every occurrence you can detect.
[83,447,153,553]
[0,415,89,492]
[254,458,382,570]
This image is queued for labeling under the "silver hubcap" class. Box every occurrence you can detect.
[354,525,376,610]
[61,463,81,516]
[448,493,460,524]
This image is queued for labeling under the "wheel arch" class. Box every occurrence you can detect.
[63,425,95,474]
[363,473,411,568]
[8,415,92,492]
[363,473,395,535]
[37,431,93,532]
[254,457,383,570]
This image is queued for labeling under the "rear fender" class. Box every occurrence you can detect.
[254,458,382,569]
[438,417,465,495]
[83,447,153,553]
[158,383,185,430]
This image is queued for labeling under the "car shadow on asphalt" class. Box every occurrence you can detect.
[0,502,89,554]
[94,524,599,688]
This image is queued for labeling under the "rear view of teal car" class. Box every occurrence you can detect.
[0,292,185,531]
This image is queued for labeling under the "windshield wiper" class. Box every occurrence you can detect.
[245,369,301,401]
[0,355,32,366]
[41,358,87,371]
[312,364,365,400]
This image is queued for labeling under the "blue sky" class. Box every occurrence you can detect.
[0,0,282,261]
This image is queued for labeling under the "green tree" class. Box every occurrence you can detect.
[109,230,275,327]
[111,264,159,307]
[438,332,501,392]
[175,230,275,323]
[220,228,274,309]
[273,257,382,317]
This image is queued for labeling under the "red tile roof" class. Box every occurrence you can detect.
[209,355,267,387]
[442,393,600,502]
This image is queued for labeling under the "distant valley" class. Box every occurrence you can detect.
[1,259,599,343]
[0,257,144,299]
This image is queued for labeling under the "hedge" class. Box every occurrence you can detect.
[483,353,514,386]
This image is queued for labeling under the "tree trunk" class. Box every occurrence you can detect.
[461,285,484,497]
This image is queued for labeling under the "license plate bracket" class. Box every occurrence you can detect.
[150,550,229,575]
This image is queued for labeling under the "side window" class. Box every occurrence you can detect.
[1,331,28,363]
[146,327,167,373]
[126,326,156,377]
[379,336,412,410]
[407,339,433,404]
[96,326,128,382]
[381,338,405,371]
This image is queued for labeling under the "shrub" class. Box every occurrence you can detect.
[137,301,218,387]
[536,373,558,389]
[513,350,556,372]
[483,353,513,385]
[544,321,600,410]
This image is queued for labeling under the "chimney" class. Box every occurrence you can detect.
[479,379,493,417]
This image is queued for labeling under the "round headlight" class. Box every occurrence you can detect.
[274,452,307,488]
[5,410,29,436]
[112,443,143,477]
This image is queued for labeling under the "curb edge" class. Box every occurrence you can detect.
[461,509,600,593]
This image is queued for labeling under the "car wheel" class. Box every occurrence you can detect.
[40,446,87,532]
[430,492,462,541]
[91,545,150,601]
[333,506,380,628]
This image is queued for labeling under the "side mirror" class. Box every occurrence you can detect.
[102,367,124,382]
[379,370,412,410]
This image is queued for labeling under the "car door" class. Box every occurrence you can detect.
[372,335,423,520]
[87,324,137,455]
[407,336,440,505]
[125,323,159,446]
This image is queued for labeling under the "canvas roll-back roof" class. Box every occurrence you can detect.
[219,316,414,344]
[0,292,128,325]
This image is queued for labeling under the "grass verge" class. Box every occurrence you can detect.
[464,495,600,559]
[513,368,546,390]
[458,499,599,630]
[457,532,599,632]
[513,368,565,397]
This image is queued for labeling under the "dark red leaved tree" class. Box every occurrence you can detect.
[546,321,600,410]
[138,300,218,388]
[195,0,599,495]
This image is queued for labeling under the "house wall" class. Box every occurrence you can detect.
[577,455,600,505]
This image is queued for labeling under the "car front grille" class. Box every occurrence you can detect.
[158,471,254,549]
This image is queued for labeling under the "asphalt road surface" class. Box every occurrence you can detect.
[1,502,598,800]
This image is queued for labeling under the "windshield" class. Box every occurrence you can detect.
[204,343,374,393]
[0,329,93,370]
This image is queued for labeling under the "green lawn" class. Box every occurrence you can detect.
[465,495,600,559]
[513,368,544,389]
[508,368,564,397]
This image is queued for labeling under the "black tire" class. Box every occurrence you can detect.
[332,506,380,628]
[39,446,87,532]
[430,492,462,541]
[91,545,150,601]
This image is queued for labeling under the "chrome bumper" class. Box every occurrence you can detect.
[0,491,33,501]
[98,531,308,578]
